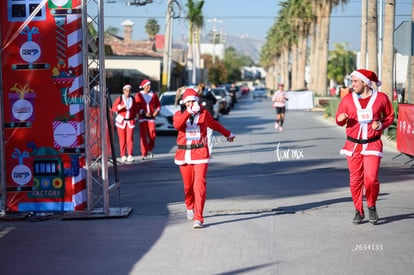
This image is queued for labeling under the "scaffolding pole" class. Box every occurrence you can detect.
[64,0,131,219]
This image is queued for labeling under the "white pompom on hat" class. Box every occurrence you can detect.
[182,88,199,103]
[350,69,381,88]
[140,79,151,88]
[123,84,132,90]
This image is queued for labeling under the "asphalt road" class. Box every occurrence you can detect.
[1,94,414,275]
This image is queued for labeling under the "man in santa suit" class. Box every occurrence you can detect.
[135,79,161,160]
[111,84,137,162]
[336,69,394,225]
[174,88,235,228]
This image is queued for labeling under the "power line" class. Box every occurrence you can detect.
[105,14,412,19]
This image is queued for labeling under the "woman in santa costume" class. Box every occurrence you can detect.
[135,79,161,160]
[174,88,235,228]
[111,84,137,162]
[336,69,394,225]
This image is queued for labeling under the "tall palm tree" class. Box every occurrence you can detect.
[381,0,395,99]
[186,0,204,85]
[313,0,348,96]
[286,0,313,90]
[360,0,367,68]
[367,0,378,73]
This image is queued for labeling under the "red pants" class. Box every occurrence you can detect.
[347,150,381,215]
[139,121,156,157]
[116,126,134,157]
[179,163,208,223]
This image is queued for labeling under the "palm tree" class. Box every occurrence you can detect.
[186,0,204,85]
[367,0,378,72]
[145,18,160,41]
[381,0,395,99]
[313,0,348,96]
[285,0,313,90]
[360,0,367,68]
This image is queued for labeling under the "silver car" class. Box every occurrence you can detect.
[155,91,180,133]
[210,88,231,114]
[252,87,267,99]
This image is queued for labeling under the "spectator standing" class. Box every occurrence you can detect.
[272,83,289,131]
[173,88,235,228]
[111,84,137,162]
[135,79,161,160]
[228,84,238,107]
[340,83,352,99]
[197,83,217,155]
[336,69,394,225]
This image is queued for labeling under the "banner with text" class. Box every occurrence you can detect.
[1,0,87,212]
[397,104,414,156]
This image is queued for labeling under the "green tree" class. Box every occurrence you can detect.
[224,47,243,83]
[105,25,119,36]
[145,18,160,41]
[327,43,356,85]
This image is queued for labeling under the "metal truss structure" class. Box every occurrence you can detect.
[70,0,131,218]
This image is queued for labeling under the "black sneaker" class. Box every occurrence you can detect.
[352,210,365,224]
[368,206,378,224]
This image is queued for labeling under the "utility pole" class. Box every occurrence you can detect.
[208,18,223,65]
[162,0,173,91]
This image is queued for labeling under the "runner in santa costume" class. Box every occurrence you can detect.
[336,69,394,224]
[112,84,137,162]
[135,79,161,160]
[174,88,235,228]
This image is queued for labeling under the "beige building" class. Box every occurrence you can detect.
[102,20,186,93]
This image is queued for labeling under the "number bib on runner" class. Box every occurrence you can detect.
[186,125,201,141]
[357,109,373,124]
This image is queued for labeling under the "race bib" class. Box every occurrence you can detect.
[115,114,124,124]
[357,109,373,124]
[186,125,201,141]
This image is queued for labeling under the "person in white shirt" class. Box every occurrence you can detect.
[272,83,288,131]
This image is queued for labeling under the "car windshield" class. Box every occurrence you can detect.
[160,94,175,106]
[212,89,225,97]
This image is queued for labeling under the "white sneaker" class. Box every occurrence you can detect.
[279,126,283,132]
[127,156,134,162]
[274,122,279,129]
[121,156,127,162]
[148,152,154,158]
[193,220,203,228]
[186,209,194,220]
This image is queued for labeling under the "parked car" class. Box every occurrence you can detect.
[210,88,231,115]
[222,84,238,107]
[204,90,221,121]
[155,91,180,133]
[252,87,267,99]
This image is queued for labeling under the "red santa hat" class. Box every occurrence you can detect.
[350,69,381,88]
[140,79,151,88]
[123,84,132,90]
[182,88,199,103]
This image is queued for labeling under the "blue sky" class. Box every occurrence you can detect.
[103,0,412,51]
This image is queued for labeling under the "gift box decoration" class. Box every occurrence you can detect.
[53,112,81,149]
[9,83,36,122]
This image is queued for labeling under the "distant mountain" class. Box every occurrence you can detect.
[224,35,264,64]
[173,34,265,64]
